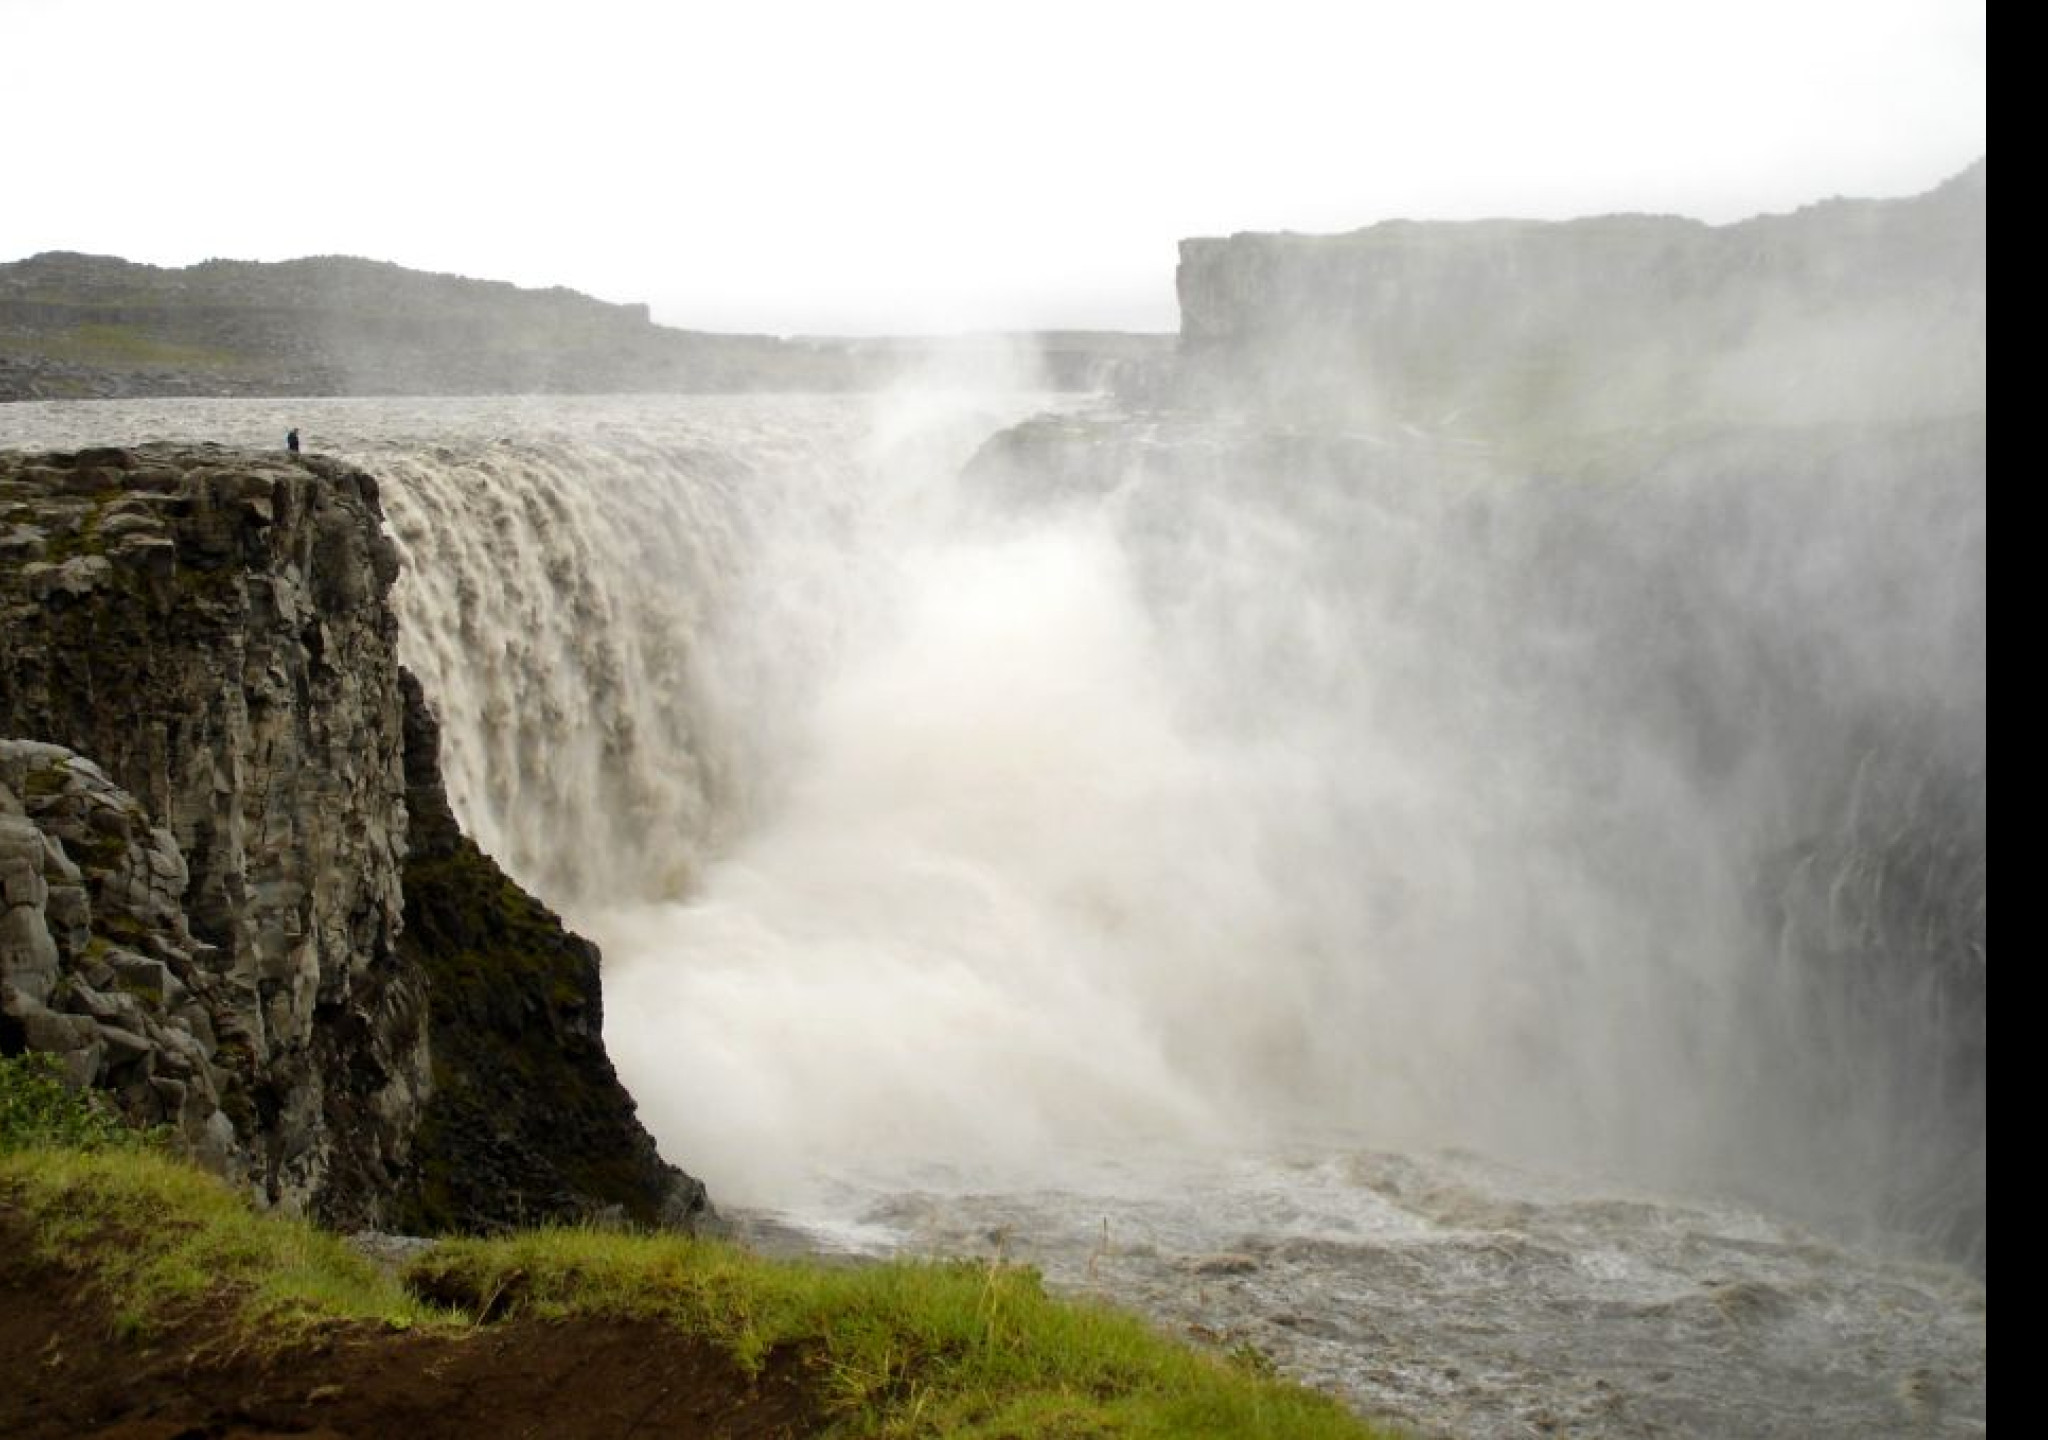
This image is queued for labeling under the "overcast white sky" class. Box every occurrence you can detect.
[4,0,1985,334]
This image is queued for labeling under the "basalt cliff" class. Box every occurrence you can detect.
[0,443,704,1232]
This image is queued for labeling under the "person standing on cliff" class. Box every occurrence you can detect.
[286,427,301,455]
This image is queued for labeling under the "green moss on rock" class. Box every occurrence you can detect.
[392,672,701,1234]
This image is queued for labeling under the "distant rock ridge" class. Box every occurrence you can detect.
[0,251,1167,401]
[0,443,702,1232]
[1172,160,1987,433]
[0,252,857,401]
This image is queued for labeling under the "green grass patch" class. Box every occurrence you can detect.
[0,1145,449,1341]
[4,1058,435,1337]
[31,322,249,371]
[32,488,123,565]
[0,1051,136,1152]
[0,1126,1392,1437]
[409,1228,1387,1438]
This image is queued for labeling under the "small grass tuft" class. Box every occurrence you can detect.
[0,1051,141,1153]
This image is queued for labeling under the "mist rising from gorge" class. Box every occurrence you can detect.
[3,169,1979,1275]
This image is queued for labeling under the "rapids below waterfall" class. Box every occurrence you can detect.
[2,395,1986,1438]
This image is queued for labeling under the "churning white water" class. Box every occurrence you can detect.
[1,394,1986,1438]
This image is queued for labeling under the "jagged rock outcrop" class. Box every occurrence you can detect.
[2,444,421,1212]
[1,740,239,1170]
[1,443,700,1231]
[1173,161,1987,432]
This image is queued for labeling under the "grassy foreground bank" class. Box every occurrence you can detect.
[1,1057,1392,1439]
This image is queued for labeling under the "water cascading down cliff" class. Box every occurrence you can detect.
[373,172,1985,1269]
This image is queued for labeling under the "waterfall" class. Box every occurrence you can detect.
[0,395,1985,1270]
[367,399,1984,1267]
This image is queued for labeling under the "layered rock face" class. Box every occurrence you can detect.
[1,739,241,1171]
[1174,162,1986,432]
[1,444,698,1231]
[2,445,420,1211]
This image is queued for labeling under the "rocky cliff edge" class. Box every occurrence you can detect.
[0,443,704,1231]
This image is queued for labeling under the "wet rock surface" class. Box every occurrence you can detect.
[393,671,709,1232]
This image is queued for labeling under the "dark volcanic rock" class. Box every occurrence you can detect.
[394,671,707,1231]
[1,444,422,1215]
[1,738,240,1169]
[0,443,703,1233]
